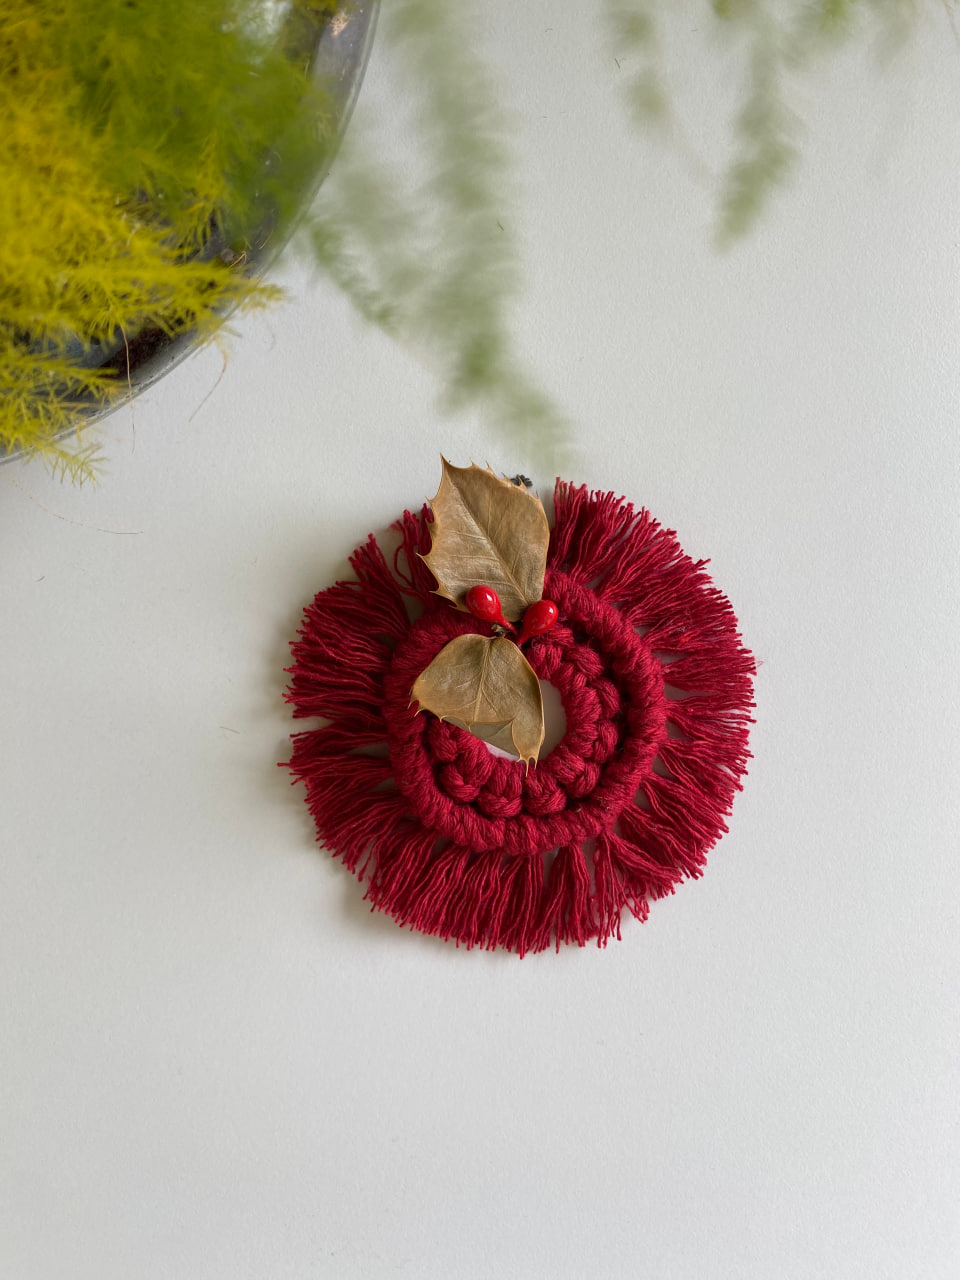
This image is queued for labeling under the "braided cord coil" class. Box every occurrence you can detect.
[286,481,755,953]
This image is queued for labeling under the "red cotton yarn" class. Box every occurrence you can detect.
[284,480,755,955]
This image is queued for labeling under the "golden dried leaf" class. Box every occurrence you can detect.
[422,459,549,622]
[411,633,545,768]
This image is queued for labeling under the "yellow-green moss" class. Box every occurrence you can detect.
[0,0,336,477]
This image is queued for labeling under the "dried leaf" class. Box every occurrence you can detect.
[411,633,545,768]
[422,459,549,622]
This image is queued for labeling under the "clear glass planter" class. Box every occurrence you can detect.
[1,0,378,464]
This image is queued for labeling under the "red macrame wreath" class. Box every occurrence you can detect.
[285,481,755,954]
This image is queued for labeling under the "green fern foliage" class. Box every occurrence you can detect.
[604,2,668,124]
[306,0,573,472]
[603,0,923,244]
[2,0,934,482]
[0,0,336,477]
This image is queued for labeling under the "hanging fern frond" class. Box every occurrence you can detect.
[603,0,924,242]
[306,0,572,472]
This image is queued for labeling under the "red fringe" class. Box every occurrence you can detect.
[391,506,438,603]
[285,482,755,954]
[533,845,594,951]
[285,534,409,727]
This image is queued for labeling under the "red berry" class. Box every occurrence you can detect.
[517,598,558,646]
[465,584,513,630]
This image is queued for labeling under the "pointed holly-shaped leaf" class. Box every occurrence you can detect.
[421,459,549,622]
[411,633,545,767]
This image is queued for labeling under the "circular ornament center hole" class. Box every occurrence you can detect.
[539,678,567,756]
[480,678,566,761]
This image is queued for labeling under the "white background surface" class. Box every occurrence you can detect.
[2,5,959,1278]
